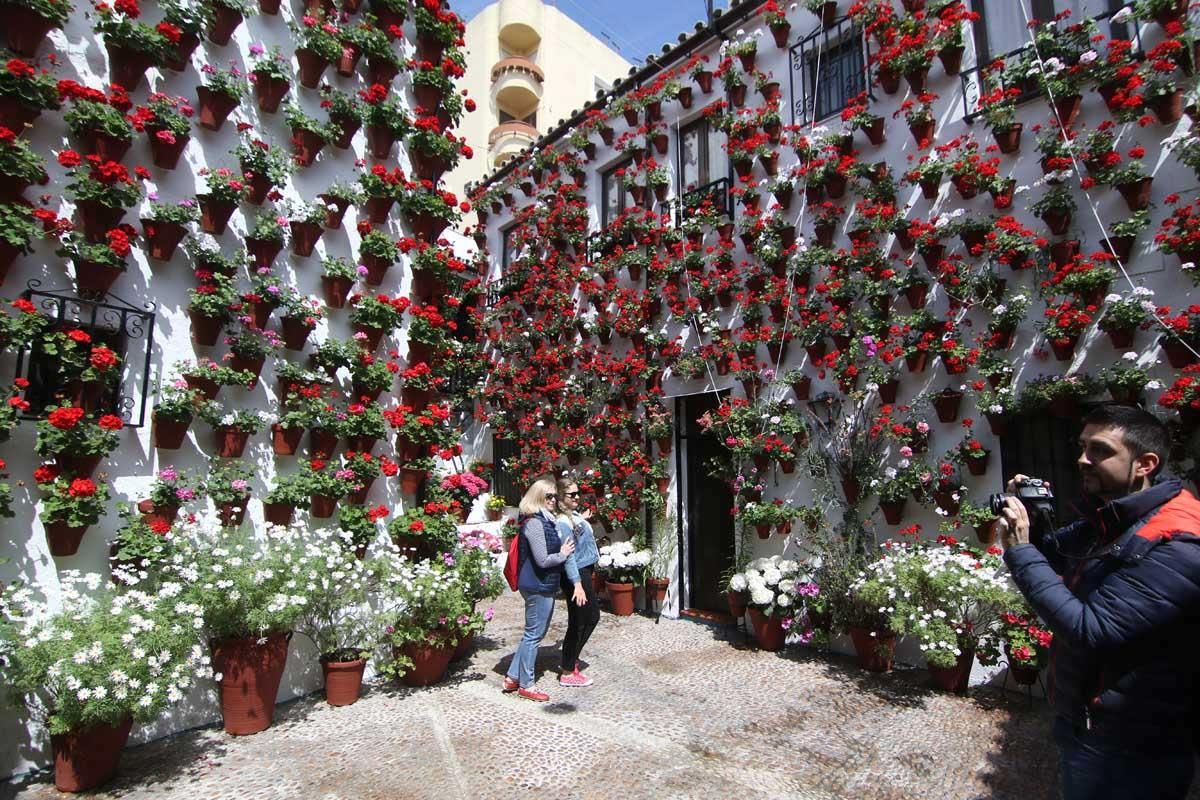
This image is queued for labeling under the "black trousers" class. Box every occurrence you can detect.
[561,565,601,672]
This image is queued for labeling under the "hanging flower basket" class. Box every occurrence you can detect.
[51,717,133,792]
[210,632,292,735]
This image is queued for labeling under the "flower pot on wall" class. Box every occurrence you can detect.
[294,48,328,89]
[280,317,312,350]
[991,123,1022,154]
[153,416,191,449]
[196,87,240,131]
[290,221,322,256]
[106,43,155,92]
[321,275,353,308]
[271,423,303,455]
[141,219,188,261]
[44,520,89,557]
[262,500,294,526]
[254,75,290,113]
[210,632,292,735]
[164,31,200,71]
[72,260,124,296]
[206,5,243,44]
[199,196,236,235]
[188,309,223,346]
[1,4,58,56]
[309,494,337,518]
[147,130,189,170]
[51,717,133,792]
[932,389,964,422]
[309,427,338,458]
[217,427,251,458]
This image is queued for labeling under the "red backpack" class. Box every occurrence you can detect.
[503,519,522,591]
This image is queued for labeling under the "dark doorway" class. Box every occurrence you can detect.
[999,411,1086,526]
[680,391,735,614]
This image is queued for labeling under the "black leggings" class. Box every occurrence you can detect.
[561,565,601,672]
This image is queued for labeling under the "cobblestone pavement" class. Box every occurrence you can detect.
[6,591,1199,800]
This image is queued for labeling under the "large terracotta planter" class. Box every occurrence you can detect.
[44,520,89,557]
[606,581,635,616]
[152,415,191,449]
[928,648,975,693]
[210,632,292,735]
[747,607,785,651]
[727,589,748,619]
[849,626,896,672]
[398,640,454,687]
[51,717,133,792]
[322,657,366,705]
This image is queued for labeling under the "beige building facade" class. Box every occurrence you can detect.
[447,0,633,197]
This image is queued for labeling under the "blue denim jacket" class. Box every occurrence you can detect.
[558,513,598,584]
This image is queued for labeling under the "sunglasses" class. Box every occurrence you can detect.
[563,491,580,498]
[545,494,558,500]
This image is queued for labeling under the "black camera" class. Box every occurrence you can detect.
[990,478,1055,517]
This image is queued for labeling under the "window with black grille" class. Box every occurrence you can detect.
[22,323,125,417]
[501,223,519,276]
[678,115,727,191]
[998,411,1089,526]
[600,157,634,228]
[789,20,868,125]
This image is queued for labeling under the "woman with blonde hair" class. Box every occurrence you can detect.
[502,476,575,701]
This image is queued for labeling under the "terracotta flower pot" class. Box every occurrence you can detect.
[51,717,133,792]
[310,494,337,519]
[290,221,322,256]
[147,130,189,170]
[1,4,59,56]
[400,468,427,495]
[928,648,975,693]
[309,427,338,458]
[106,43,155,92]
[318,194,350,228]
[262,500,294,526]
[295,47,328,89]
[229,353,264,379]
[254,75,290,113]
[184,374,220,400]
[1162,337,1199,368]
[188,308,223,346]
[849,626,896,672]
[217,426,251,458]
[199,196,236,235]
[645,577,669,609]
[367,56,400,86]
[1050,336,1079,362]
[364,196,394,224]
[44,520,89,557]
[398,640,454,687]
[1150,88,1184,125]
[966,452,990,476]
[975,521,998,547]
[164,31,200,71]
[879,499,907,525]
[210,632,292,735]
[271,423,303,456]
[75,200,126,244]
[748,607,785,651]
[280,317,312,351]
[1117,176,1153,212]
[142,219,188,261]
[72,260,124,296]
[365,124,395,159]
[206,4,242,45]
[606,581,636,616]
[196,87,240,131]
[291,128,326,167]
[330,114,360,149]
[322,657,366,705]
[246,237,283,270]
[451,631,475,661]
[932,390,963,423]
[321,274,353,309]
[153,415,191,450]
[727,590,748,619]
[992,123,1022,154]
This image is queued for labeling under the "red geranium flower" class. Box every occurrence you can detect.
[98,414,125,431]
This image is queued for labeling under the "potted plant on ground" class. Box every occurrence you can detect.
[735,555,802,651]
[978,601,1053,687]
[596,540,651,617]
[377,557,468,686]
[0,576,213,792]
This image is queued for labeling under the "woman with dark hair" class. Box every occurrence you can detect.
[502,476,575,702]
[556,477,599,687]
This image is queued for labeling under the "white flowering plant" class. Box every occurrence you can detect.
[729,555,799,616]
[158,516,319,641]
[597,541,651,584]
[294,523,384,663]
[375,557,472,678]
[0,573,212,735]
[850,537,1017,668]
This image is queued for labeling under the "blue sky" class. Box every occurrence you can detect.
[450,0,732,67]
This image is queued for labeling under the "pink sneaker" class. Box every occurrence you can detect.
[559,667,593,687]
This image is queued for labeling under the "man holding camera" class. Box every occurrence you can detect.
[997,405,1200,800]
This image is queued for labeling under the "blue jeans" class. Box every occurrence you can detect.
[506,591,555,688]
[1053,716,1195,800]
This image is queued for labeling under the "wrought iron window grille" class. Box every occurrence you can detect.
[13,281,156,428]
[789,18,872,126]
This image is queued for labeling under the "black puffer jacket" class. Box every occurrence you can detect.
[1004,480,1200,749]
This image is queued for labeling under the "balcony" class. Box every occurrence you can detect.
[492,56,543,118]
[497,0,542,52]
[488,121,538,168]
